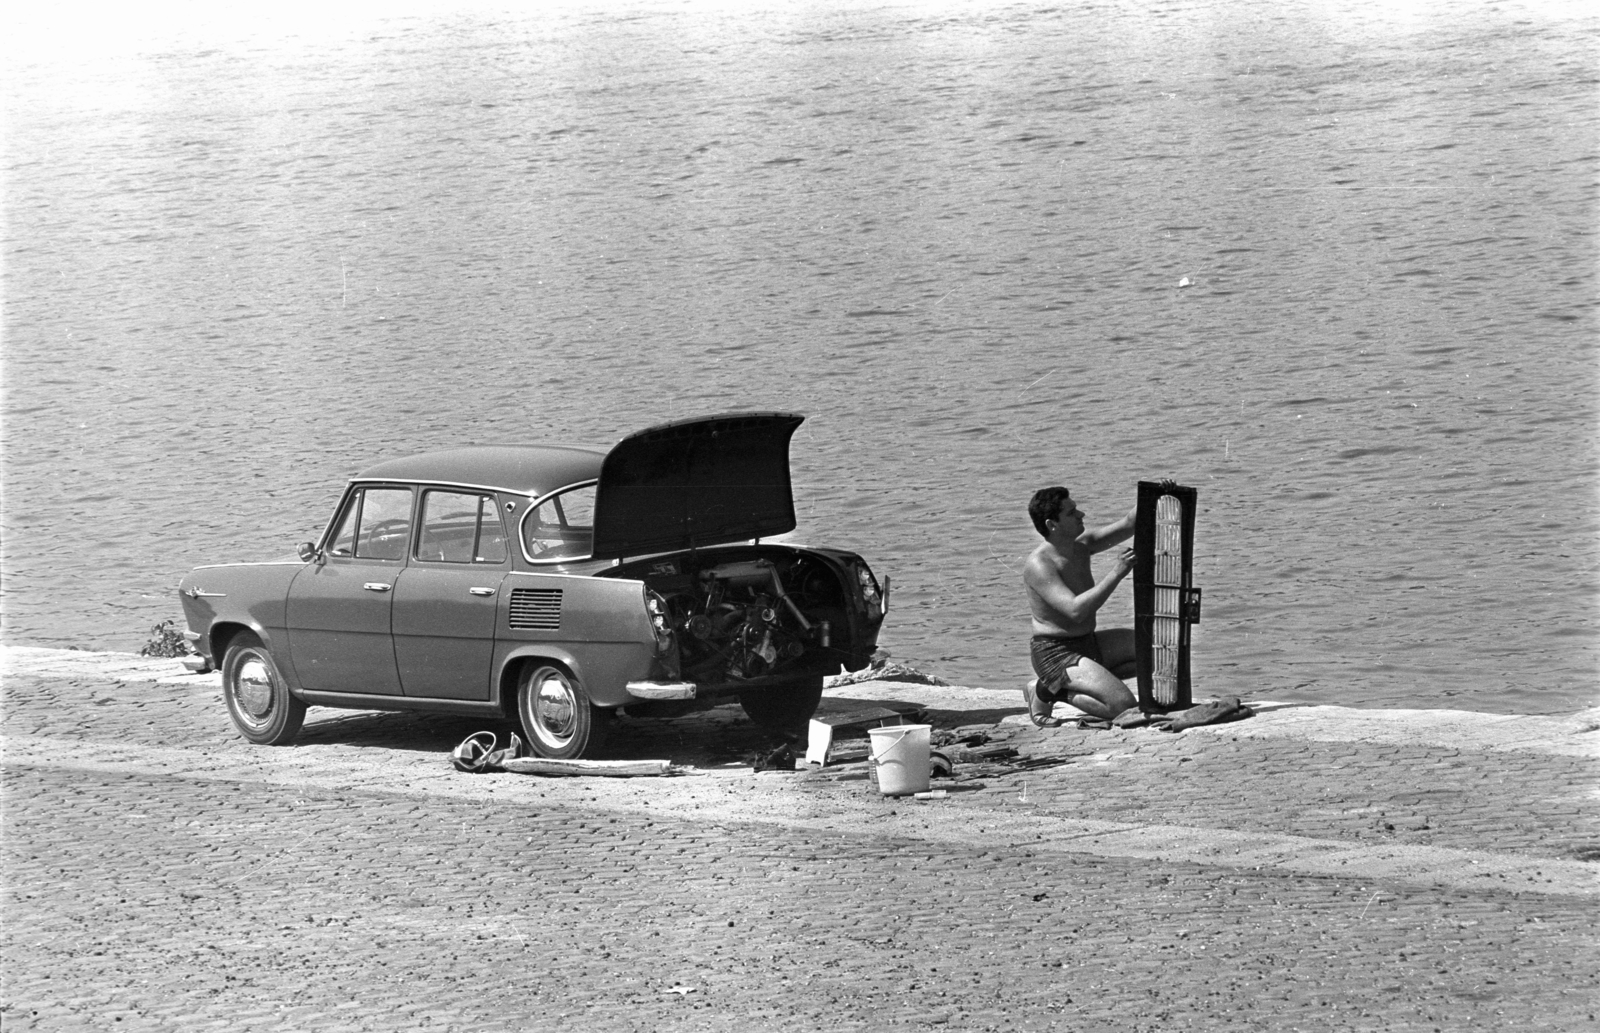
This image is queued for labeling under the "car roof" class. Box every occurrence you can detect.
[352,444,606,498]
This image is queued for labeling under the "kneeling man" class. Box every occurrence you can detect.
[1023,486,1138,725]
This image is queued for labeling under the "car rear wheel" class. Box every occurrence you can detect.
[739,675,825,736]
[518,664,607,759]
[221,632,306,746]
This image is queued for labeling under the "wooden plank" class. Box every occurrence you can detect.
[937,743,1020,764]
[498,757,674,777]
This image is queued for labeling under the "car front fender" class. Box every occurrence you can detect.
[179,561,305,681]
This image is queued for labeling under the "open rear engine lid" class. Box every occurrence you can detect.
[590,412,804,559]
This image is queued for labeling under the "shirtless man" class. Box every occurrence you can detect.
[1023,486,1139,725]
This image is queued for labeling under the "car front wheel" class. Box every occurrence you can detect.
[739,675,825,736]
[518,664,607,759]
[221,632,307,745]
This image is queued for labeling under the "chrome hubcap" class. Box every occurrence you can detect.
[235,657,273,718]
[533,675,575,742]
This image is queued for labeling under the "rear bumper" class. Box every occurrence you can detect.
[625,667,849,704]
[625,681,697,700]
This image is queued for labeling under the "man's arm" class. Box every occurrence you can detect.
[1025,548,1136,625]
[1081,503,1137,555]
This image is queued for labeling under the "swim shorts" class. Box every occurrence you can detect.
[1030,633,1105,699]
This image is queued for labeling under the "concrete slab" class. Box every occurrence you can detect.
[1,645,203,684]
[7,646,1594,756]
[824,678,1600,757]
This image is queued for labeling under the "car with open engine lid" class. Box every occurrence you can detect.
[178,412,889,759]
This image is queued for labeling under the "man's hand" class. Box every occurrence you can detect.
[1114,546,1136,577]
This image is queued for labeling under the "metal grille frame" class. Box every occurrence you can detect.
[1133,481,1200,712]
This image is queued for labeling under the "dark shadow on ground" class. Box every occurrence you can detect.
[294,710,509,753]
[288,696,1024,764]
[291,703,790,765]
[820,696,1028,730]
[919,706,1028,728]
[605,707,790,766]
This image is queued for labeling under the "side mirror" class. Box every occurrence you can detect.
[297,541,319,563]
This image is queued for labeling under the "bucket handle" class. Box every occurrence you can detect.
[876,727,912,749]
[869,724,915,761]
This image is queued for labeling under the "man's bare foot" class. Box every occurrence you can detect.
[1024,678,1056,727]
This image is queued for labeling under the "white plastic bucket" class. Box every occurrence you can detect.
[868,723,931,796]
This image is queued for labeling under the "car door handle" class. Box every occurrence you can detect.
[469,587,496,597]
[363,582,392,592]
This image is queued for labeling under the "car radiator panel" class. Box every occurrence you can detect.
[1133,480,1200,711]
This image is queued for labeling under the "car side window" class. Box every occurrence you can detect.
[418,491,508,564]
[476,497,509,563]
[328,497,359,557]
[524,484,596,561]
[327,487,413,560]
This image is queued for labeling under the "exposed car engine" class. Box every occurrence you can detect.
[673,559,827,682]
[622,550,875,687]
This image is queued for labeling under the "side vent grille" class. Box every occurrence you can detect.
[509,588,562,631]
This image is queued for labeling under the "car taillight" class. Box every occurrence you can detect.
[645,589,673,651]
[856,564,888,616]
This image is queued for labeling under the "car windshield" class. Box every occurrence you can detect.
[524,483,596,561]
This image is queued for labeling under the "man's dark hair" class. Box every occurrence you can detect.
[1029,486,1073,538]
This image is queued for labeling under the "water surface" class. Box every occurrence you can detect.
[4,0,1595,712]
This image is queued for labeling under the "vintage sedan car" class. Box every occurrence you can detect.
[179,412,888,758]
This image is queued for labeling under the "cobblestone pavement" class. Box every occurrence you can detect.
[2,648,1597,1031]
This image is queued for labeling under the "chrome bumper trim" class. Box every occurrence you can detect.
[625,681,697,700]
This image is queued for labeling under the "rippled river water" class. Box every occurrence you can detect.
[4,0,1595,712]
